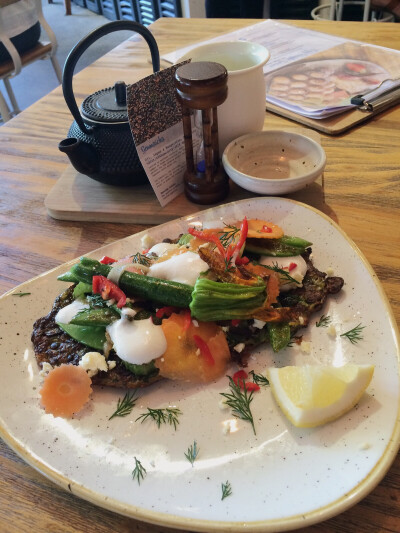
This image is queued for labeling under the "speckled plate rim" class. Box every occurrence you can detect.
[1,197,399,533]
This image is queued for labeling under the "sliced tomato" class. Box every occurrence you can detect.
[92,275,126,308]
[156,312,230,382]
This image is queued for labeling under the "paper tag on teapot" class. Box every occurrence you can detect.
[127,62,201,207]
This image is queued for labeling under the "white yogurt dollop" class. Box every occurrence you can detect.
[55,299,89,324]
[148,251,208,286]
[106,317,167,365]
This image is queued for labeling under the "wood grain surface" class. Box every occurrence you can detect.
[0,17,399,533]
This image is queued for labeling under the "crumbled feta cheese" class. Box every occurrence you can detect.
[192,319,199,327]
[141,233,155,250]
[221,326,229,332]
[107,360,116,370]
[234,343,245,353]
[300,341,311,354]
[222,421,231,435]
[327,324,337,337]
[79,351,109,377]
[326,267,334,276]
[39,362,53,377]
[121,307,136,318]
[253,319,266,329]
[299,316,305,325]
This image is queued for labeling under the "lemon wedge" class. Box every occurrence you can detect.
[266,364,374,428]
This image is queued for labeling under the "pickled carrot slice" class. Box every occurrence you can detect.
[40,364,92,418]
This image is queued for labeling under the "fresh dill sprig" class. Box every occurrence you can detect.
[184,440,199,466]
[220,376,256,435]
[221,481,232,500]
[109,391,139,420]
[340,323,365,344]
[131,457,147,485]
[223,257,236,273]
[248,370,269,387]
[131,252,151,266]
[12,292,31,297]
[316,314,331,328]
[218,224,240,248]
[136,407,181,430]
[265,263,300,285]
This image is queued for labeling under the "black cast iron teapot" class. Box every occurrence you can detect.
[59,21,160,186]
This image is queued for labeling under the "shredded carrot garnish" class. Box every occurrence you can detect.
[40,364,92,418]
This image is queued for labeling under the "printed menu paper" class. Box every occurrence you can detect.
[127,63,201,207]
[162,20,400,120]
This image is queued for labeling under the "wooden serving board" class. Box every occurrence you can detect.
[45,165,254,224]
[45,128,321,224]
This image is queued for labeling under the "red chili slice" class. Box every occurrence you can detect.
[233,369,248,388]
[155,306,178,319]
[231,319,240,327]
[92,275,126,308]
[229,217,248,261]
[188,227,226,257]
[99,256,116,264]
[235,256,249,266]
[244,382,260,392]
[182,309,192,332]
[193,335,215,366]
[232,370,261,391]
[288,262,297,272]
[261,225,273,233]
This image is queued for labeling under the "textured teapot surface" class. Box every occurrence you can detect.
[67,120,147,187]
[59,20,160,187]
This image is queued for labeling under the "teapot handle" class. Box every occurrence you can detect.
[62,20,160,135]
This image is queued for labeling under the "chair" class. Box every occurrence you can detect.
[0,0,62,123]
[311,0,396,21]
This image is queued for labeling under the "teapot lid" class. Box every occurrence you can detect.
[81,81,128,124]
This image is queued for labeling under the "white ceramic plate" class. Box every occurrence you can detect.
[1,197,399,532]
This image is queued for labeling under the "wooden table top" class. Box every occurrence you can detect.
[0,17,399,533]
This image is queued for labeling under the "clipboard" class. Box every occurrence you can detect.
[265,79,400,135]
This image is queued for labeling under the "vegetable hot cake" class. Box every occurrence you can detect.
[31,217,343,416]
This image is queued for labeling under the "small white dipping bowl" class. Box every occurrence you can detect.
[222,130,326,195]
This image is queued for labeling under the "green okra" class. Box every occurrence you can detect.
[267,322,291,352]
[245,235,312,257]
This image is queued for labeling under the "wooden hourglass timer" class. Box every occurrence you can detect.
[175,61,230,204]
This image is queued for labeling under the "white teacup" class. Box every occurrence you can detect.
[178,41,270,151]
